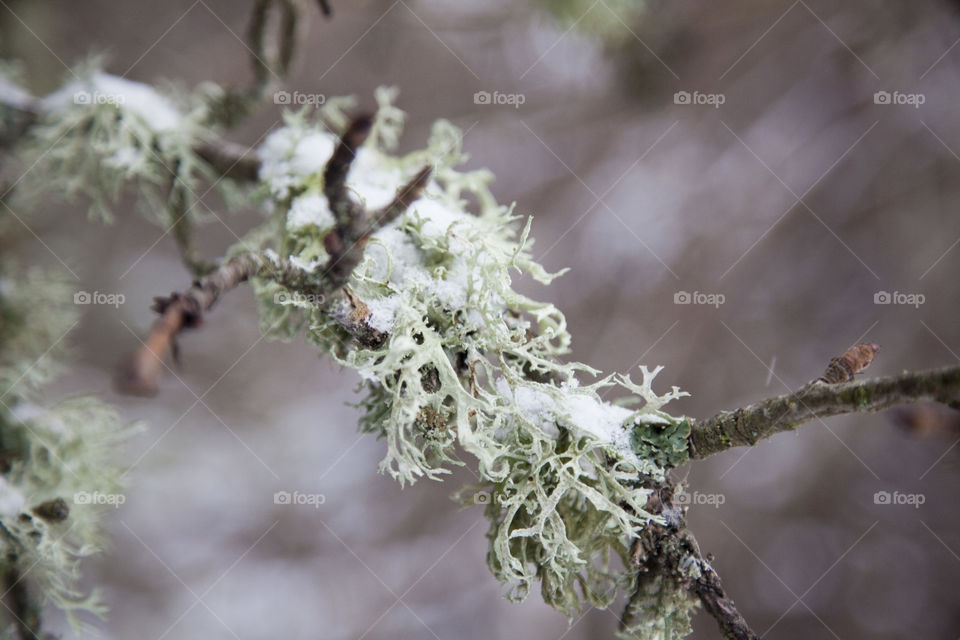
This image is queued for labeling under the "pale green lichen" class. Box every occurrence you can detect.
[247,90,691,617]
[13,62,242,227]
[0,262,138,633]
[617,561,699,640]
[5,59,698,629]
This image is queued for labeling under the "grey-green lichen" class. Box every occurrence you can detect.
[247,90,691,617]
[14,61,243,226]
[4,57,697,628]
[0,262,137,633]
[617,552,700,640]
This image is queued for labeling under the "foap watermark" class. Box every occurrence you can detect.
[674,489,725,508]
[73,91,125,106]
[674,290,725,308]
[472,490,491,505]
[274,291,326,306]
[873,490,925,508]
[874,290,924,308]
[874,90,925,108]
[73,491,125,508]
[273,490,325,508]
[473,90,525,109]
[674,90,725,108]
[274,90,325,106]
[74,290,125,308]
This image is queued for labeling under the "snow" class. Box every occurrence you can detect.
[0,477,25,517]
[258,129,337,199]
[258,126,494,331]
[365,294,402,332]
[288,254,324,272]
[347,148,407,210]
[258,130,404,210]
[0,75,35,111]
[498,377,639,463]
[287,193,334,231]
[562,391,637,460]
[42,71,182,131]
[409,198,468,239]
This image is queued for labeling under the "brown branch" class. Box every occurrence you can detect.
[195,140,261,183]
[621,482,759,640]
[115,252,263,396]
[688,362,960,460]
[693,550,759,640]
[2,564,42,640]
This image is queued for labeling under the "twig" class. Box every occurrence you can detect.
[2,564,42,640]
[115,252,264,396]
[195,140,261,182]
[117,116,431,395]
[692,549,759,640]
[621,482,759,640]
[688,362,960,460]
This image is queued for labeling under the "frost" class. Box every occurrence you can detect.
[287,192,335,231]
[42,71,182,131]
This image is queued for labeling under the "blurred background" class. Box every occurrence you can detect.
[3,0,960,638]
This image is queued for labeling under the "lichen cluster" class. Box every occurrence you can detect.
[248,91,691,615]
[4,61,696,631]
[0,263,136,632]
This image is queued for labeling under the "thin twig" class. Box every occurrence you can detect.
[116,252,263,396]
[688,363,960,460]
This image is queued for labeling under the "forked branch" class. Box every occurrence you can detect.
[116,116,430,396]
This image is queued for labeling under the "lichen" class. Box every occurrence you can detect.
[0,261,138,632]
[247,90,691,616]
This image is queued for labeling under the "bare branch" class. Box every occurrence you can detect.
[194,140,261,182]
[688,363,960,460]
[116,252,263,396]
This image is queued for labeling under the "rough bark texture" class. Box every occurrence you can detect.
[688,364,960,459]
[622,482,760,640]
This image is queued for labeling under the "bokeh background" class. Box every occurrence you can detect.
[3,0,960,638]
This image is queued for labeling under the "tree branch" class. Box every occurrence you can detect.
[688,363,960,460]
[621,482,760,640]
[117,115,431,395]
[115,252,264,396]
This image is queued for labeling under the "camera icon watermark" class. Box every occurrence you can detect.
[473,90,525,109]
[74,290,125,308]
[472,491,491,505]
[674,290,725,308]
[73,491,126,508]
[274,291,326,306]
[73,91,125,106]
[273,490,325,508]
[673,90,725,108]
[673,489,725,508]
[873,490,925,508]
[273,90,326,106]
[873,90,925,108]
[873,290,924,308]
